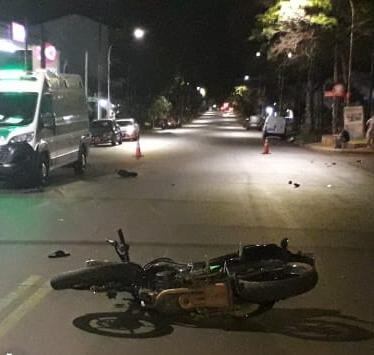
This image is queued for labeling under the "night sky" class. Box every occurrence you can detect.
[0,0,267,100]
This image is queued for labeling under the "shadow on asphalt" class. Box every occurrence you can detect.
[73,304,374,341]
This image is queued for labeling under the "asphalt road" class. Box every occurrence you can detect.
[0,112,373,355]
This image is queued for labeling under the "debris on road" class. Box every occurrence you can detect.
[117,170,138,178]
[327,184,333,188]
[48,250,70,258]
[288,180,293,185]
[294,183,300,188]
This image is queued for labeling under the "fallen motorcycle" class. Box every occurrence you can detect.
[50,230,318,316]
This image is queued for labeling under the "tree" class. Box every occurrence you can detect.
[232,85,264,117]
[254,0,337,133]
[148,96,172,127]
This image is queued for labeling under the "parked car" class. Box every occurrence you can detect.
[116,118,140,141]
[90,119,122,146]
[244,115,265,131]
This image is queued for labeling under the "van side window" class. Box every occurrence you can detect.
[40,94,54,116]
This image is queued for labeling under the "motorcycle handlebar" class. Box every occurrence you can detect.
[117,229,126,245]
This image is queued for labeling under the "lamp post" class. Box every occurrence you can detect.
[106,27,145,119]
[347,0,355,105]
[107,45,113,118]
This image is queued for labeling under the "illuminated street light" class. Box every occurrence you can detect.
[287,52,293,59]
[256,51,261,57]
[133,28,145,40]
[199,87,207,98]
[197,86,201,91]
[244,75,250,81]
[107,27,146,118]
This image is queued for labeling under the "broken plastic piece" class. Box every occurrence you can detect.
[48,250,70,258]
[117,170,138,178]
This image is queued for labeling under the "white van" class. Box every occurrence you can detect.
[262,115,287,139]
[0,69,90,186]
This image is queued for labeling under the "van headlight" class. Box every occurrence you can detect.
[10,132,35,144]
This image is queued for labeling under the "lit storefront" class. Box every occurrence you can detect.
[0,21,60,72]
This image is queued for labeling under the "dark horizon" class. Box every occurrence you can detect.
[0,0,265,101]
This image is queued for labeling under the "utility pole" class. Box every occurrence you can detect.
[40,24,46,69]
[347,0,355,105]
[84,51,88,98]
[368,53,374,118]
[97,23,102,119]
[107,45,113,119]
[24,19,28,71]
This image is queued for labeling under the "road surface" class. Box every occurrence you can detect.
[0,112,373,354]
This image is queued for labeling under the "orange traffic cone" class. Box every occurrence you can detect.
[135,140,143,159]
[262,138,271,154]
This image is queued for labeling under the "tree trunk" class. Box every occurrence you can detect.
[332,42,339,134]
[303,57,314,133]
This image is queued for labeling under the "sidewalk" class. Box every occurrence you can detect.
[304,142,374,154]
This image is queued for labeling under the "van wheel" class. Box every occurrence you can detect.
[74,150,87,175]
[32,155,49,187]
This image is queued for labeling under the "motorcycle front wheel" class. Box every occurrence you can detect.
[50,262,144,290]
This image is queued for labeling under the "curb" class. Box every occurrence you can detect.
[302,143,374,155]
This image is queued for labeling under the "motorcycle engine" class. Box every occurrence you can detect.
[152,270,181,291]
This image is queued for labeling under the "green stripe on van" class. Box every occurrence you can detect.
[0,127,16,140]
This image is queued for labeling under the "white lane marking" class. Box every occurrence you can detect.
[0,281,51,339]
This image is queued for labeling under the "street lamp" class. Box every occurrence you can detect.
[347,0,355,105]
[244,75,250,81]
[107,27,146,119]
[134,28,145,40]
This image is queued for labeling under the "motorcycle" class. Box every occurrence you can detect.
[51,230,318,317]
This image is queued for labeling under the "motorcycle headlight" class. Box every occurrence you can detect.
[10,132,35,144]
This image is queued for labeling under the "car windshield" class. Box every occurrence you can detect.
[117,120,134,127]
[90,120,113,129]
[0,92,37,126]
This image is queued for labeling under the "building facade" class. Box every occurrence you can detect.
[29,15,109,98]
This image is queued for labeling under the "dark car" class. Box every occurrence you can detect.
[244,115,265,131]
[158,117,181,129]
[90,119,122,146]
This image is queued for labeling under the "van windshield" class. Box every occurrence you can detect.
[0,92,37,126]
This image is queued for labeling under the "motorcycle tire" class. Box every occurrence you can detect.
[235,262,318,303]
[50,262,144,290]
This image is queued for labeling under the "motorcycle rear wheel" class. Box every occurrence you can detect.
[235,262,318,303]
